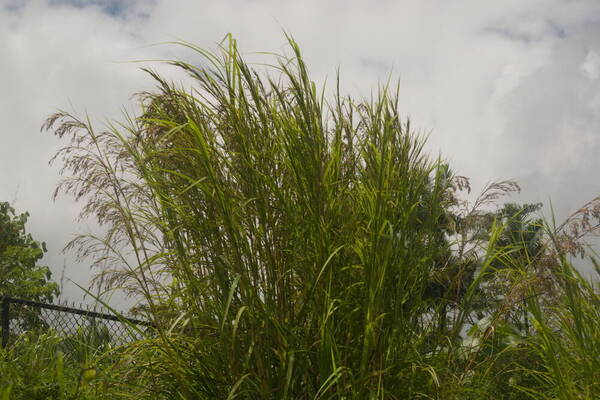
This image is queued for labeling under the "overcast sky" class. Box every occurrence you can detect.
[2,0,600,308]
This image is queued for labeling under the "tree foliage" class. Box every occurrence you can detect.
[0,201,59,302]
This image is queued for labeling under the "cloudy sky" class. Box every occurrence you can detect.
[2,0,600,307]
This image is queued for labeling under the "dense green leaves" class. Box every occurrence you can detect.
[0,202,58,302]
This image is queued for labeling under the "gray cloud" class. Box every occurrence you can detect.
[2,0,600,306]
[490,23,600,219]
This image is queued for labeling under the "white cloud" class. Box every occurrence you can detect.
[2,0,600,304]
[580,50,600,80]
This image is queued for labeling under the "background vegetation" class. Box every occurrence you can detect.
[0,202,58,303]
[0,35,598,399]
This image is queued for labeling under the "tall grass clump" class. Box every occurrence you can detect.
[44,35,596,399]
[478,201,600,400]
[45,35,466,398]
[513,209,600,400]
[520,259,600,399]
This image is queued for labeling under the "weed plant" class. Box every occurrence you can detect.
[0,331,111,400]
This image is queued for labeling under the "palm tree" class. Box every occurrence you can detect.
[492,202,544,333]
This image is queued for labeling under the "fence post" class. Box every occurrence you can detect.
[1,297,9,348]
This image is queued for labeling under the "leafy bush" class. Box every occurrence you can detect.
[0,201,59,302]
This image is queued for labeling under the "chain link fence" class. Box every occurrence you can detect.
[1,296,153,348]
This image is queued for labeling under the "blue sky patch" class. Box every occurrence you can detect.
[48,0,130,17]
[484,20,567,44]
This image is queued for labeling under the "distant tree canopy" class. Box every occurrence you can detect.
[0,201,58,302]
